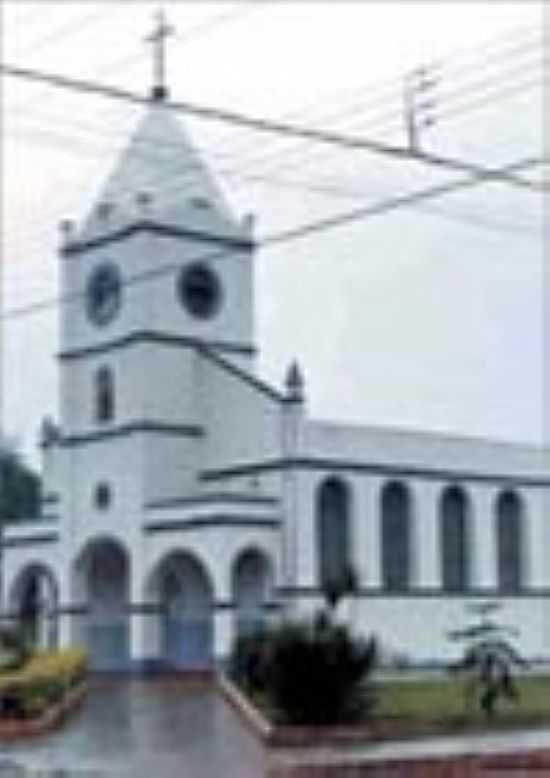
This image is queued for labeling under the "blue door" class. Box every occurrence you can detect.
[164,614,213,669]
[87,613,129,671]
[161,559,213,670]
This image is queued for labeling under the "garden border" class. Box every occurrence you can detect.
[0,680,87,740]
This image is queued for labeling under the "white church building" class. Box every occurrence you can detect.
[3,69,550,672]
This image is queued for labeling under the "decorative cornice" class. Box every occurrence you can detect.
[276,585,550,599]
[144,516,280,533]
[61,219,255,257]
[60,421,204,447]
[2,533,59,548]
[198,345,285,402]
[41,493,60,505]
[58,331,257,361]
[201,456,550,489]
[145,493,279,509]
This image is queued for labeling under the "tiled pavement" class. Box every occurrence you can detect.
[0,678,266,778]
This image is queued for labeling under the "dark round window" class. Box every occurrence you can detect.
[177,263,222,319]
[94,482,112,511]
[86,263,122,326]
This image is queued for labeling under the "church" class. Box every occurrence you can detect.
[3,44,550,672]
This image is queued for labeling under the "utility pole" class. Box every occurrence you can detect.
[403,63,438,154]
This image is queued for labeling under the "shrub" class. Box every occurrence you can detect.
[230,613,377,725]
[0,648,87,719]
[448,602,527,719]
[0,626,30,674]
[229,629,271,695]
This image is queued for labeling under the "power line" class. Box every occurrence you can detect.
[4,119,539,259]
[5,23,541,194]
[1,63,540,195]
[2,155,542,324]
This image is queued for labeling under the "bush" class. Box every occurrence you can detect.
[230,613,377,726]
[0,626,30,674]
[0,648,87,719]
[230,630,271,695]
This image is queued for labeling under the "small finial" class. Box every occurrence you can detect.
[285,360,305,403]
[59,218,75,245]
[145,9,175,102]
[136,190,153,213]
[40,416,60,448]
[96,200,114,220]
[242,212,256,236]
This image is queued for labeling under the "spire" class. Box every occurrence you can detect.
[285,360,305,403]
[145,8,174,102]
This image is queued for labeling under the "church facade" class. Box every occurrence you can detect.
[3,97,550,671]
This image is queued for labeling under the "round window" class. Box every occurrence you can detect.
[177,263,222,319]
[86,263,122,326]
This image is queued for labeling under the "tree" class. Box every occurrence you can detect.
[448,602,528,720]
[0,449,41,521]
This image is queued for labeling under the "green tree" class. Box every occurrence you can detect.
[448,602,527,720]
[0,450,41,521]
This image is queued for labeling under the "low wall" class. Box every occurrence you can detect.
[267,750,550,777]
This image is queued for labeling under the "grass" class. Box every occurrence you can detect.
[243,674,550,735]
[376,674,550,728]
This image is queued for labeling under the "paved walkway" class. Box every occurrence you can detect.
[0,678,266,777]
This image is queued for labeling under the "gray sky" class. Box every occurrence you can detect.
[1,1,544,466]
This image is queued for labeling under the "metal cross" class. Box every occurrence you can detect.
[145,8,175,102]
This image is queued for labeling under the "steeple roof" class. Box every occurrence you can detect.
[77,102,249,244]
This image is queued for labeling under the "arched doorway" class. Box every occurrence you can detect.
[232,548,272,638]
[9,565,58,650]
[381,481,412,591]
[150,552,214,669]
[496,490,524,593]
[440,486,470,592]
[316,477,351,591]
[73,538,130,671]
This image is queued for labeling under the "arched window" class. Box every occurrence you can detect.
[316,477,351,590]
[95,366,114,423]
[381,481,411,591]
[496,490,523,593]
[440,486,469,592]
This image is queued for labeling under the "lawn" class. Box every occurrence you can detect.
[377,674,550,728]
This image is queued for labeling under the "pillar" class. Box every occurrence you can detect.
[357,476,382,588]
[414,480,442,589]
[470,484,497,590]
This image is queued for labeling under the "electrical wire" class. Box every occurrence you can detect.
[1,155,543,324]
[1,62,540,197]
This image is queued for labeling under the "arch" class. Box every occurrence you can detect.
[232,547,273,638]
[9,564,59,650]
[316,476,351,590]
[496,490,523,593]
[95,365,115,423]
[147,550,214,669]
[72,537,130,670]
[439,485,470,592]
[381,480,411,591]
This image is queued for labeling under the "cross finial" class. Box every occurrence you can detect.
[145,8,175,102]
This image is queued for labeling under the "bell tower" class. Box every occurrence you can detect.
[55,12,257,520]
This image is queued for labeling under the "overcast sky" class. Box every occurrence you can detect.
[1,1,545,466]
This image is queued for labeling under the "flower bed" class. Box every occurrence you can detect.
[0,648,87,737]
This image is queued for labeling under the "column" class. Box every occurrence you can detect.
[130,547,159,670]
[56,559,73,650]
[357,476,382,588]
[414,480,441,589]
[469,484,497,590]
[213,572,232,666]
[294,472,318,589]
[528,489,549,587]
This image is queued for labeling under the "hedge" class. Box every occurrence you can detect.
[0,649,88,719]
